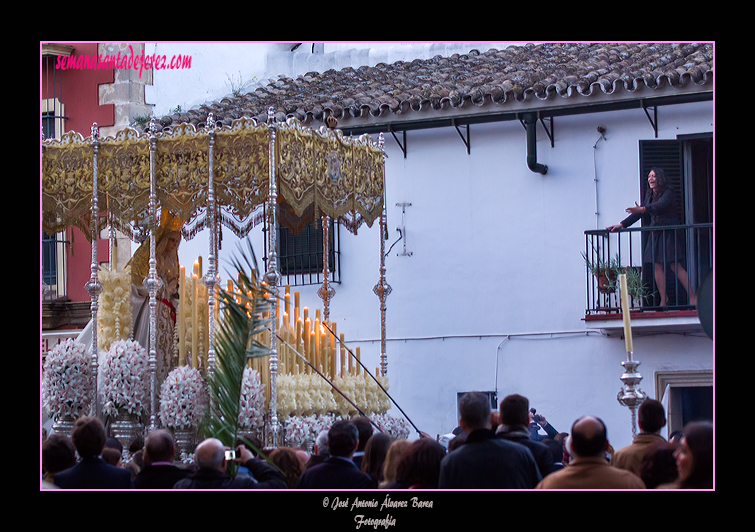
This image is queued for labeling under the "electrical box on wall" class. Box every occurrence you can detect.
[456,391,498,418]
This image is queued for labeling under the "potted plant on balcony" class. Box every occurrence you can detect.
[618,265,651,303]
[581,250,620,294]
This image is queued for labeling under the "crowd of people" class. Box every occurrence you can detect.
[41,392,713,490]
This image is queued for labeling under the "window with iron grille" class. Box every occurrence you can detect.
[264,218,341,287]
[42,231,69,301]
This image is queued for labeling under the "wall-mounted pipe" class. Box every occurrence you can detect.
[524,114,548,175]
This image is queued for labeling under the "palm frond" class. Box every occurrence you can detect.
[200,238,273,468]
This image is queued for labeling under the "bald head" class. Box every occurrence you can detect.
[195,438,225,471]
[570,416,608,458]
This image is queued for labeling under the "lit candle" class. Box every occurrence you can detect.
[314,315,321,371]
[192,272,198,368]
[179,266,186,366]
[294,291,300,324]
[304,316,311,360]
[340,333,345,376]
[296,318,302,350]
[214,284,220,323]
[285,286,291,320]
[330,322,337,377]
[619,274,634,354]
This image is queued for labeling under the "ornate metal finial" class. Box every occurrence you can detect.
[617,359,646,438]
[207,112,216,130]
[149,118,158,136]
[326,115,338,130]
[91,122,99,140]
[267,106,275,124]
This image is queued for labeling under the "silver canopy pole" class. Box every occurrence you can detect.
[85,123,103,418]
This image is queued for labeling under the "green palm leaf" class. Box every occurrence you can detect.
[200,238,273,473]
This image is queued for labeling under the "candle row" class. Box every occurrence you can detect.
[175,260,383,413]
[277,285,368,380]
[177,258,211,371]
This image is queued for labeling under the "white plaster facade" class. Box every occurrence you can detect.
[145,43,713,450]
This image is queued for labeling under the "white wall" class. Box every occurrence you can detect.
[165,43,713,450]
[145,42,522,117]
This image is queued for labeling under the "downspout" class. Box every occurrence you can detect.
[524,114,548,175]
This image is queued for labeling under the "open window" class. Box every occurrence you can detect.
[637,135,713,307]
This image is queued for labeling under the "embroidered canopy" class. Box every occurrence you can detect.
[42,116,385,241]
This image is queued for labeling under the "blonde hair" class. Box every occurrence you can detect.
[379,439,411,488]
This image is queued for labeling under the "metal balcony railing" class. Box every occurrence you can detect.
[42,232,70,301]
[584,223,712,315]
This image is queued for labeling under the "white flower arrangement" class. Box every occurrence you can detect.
[101,339,149,418]
[159,366,209,430]
[42,339,92,421]
[276,373,298,417]
[370,413,411,440]
[274,368,393,435]
[332,374,357,417]
[376,373,391,413]
[283,413,336,447]
[311,372,338,415]
[238,367,266,430]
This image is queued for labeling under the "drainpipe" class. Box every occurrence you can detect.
[524,114,548,175]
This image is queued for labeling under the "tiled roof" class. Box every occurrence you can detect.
[144,42,713,133]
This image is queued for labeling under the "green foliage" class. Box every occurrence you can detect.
[582,247,653,300]
[200,238,273,466]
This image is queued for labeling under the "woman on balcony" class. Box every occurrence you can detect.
[608,168,697,308]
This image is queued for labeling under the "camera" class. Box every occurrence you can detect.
[224,449,236,460]
[530,408,543,423]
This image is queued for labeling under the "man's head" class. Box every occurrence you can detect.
[71,416,107,459]
[500,394,530,428]
[145,429,176,464]
[327,420,360,458]
[569,416,609,459]
[352,416,373,452]
[638,399,666,434]
[195,438,226,472]
[314,429,329,456]
[42,433,76,475]
[458,391,492,433]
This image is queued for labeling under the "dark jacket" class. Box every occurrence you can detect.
[173,459,286,489]
[438,428,541,489]
[134,463,191,489]
[54,456,133,489]
[297,456,378,489]
[621,188,680,229]
[497,426,556,477]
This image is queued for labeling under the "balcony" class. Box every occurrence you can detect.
[583,223,712,336]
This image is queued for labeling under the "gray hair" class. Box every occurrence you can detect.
[459,392,491,431]
[315,429,329,455]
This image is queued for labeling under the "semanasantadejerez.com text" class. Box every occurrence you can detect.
[54,45,191,78]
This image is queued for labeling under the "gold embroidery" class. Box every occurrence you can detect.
[42,118,384,239]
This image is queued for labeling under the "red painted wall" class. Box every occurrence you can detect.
[42,43,115,304]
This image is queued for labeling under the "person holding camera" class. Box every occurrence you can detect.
[173,438,286,489]
[496,395,556,478]
[529,408,559,441]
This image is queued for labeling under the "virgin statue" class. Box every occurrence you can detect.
[126,209,183,390]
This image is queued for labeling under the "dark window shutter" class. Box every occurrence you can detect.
[638,140,684,223]
[638,140,686,306]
